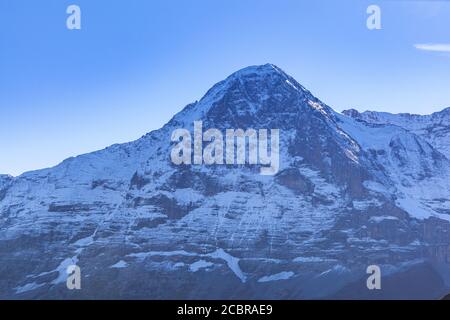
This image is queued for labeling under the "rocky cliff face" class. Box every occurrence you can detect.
[1,64,450,299]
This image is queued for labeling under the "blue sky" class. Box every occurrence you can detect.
[1,0,450,176]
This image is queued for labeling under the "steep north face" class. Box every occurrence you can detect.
[1,64,450,299]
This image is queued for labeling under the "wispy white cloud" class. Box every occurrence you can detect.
[414,43,450,53]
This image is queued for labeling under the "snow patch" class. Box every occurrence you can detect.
[369,216,399,223]
[110,260,128,269]
[293,256,335,263]
[189,260,213,272]
[51,256,79,285]
[258,271,294,283]
[208,249,247,283]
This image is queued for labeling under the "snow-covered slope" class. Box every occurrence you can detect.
[343,108,450,160]
[1,64,450,299]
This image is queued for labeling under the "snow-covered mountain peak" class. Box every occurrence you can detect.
[229,63,284,78]
[222,63,313,100]
[170,64,333,129]
[2,65,450,299]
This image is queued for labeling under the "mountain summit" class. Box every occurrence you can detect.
[170,63,331,129]
[1,65,450,299]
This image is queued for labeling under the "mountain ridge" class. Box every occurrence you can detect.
[1,64,450,299]
[343,106,450,160]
